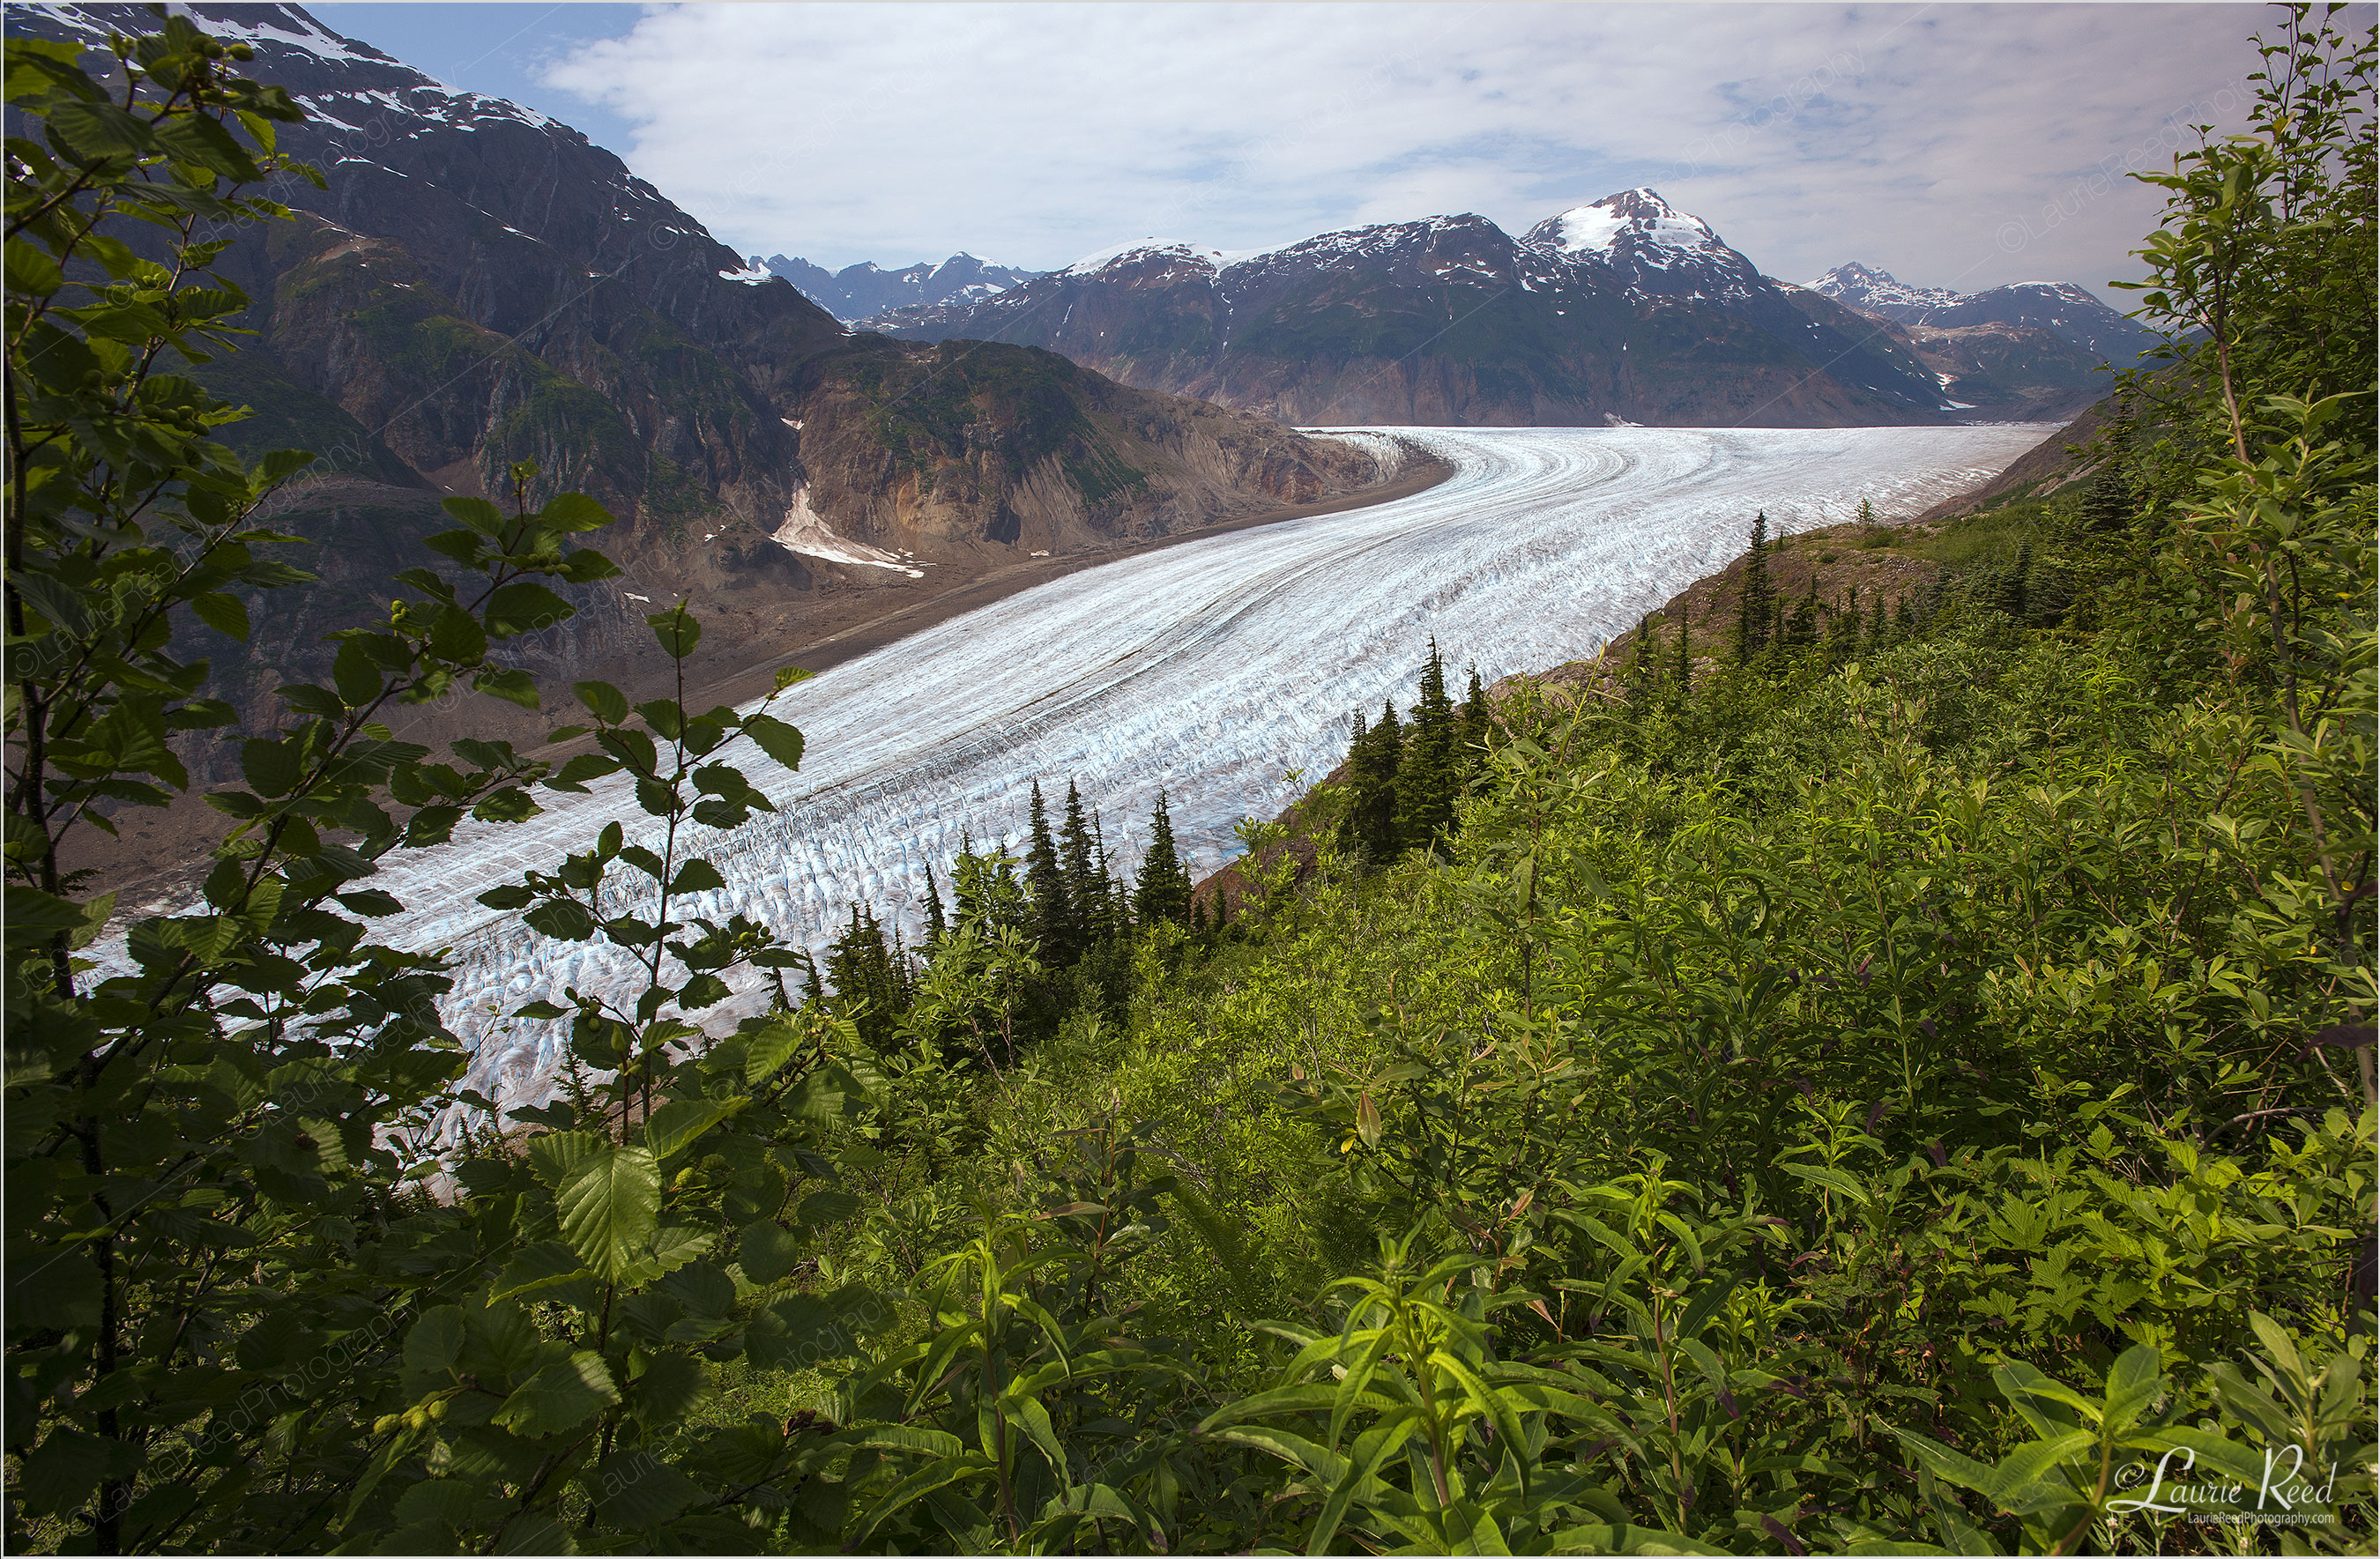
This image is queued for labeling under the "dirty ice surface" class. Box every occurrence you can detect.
[353,424,2049,1111]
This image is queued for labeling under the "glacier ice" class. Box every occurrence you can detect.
[173,425,2055,1114]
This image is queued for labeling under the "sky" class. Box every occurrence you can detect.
[312,3,2309,304]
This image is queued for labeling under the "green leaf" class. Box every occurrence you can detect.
[643,1096,742,1161]
[333,639,381,707]
[472,667,541,710]
[484,582,574,641]
[668,858,725,895]
[746,1292,863,1371]
[1673,1270,1744,1340]
[647,604,701,660]
[441,496,508,537]
[394,1479,475,1527]
[4,887,91,951]
[591,1451,695,1528]
[4,1241,101,1333]
[743,1018,804,1085]
[524,898,595,943]
[491,1350,619,1438]
[1778,1162,1872,1206]
[6,239,63,296]
[537,493,614,532]
[2101,1342,2164,1433]
[489,1243,595,1304]
[628,1350,711,1427]
[402,1306,465,1376]
[15,1428,124,1517]
[489,1511,571,1554]
[770,664,814,695]
[573,681,628,724]
[191,591,249,641]
[525,1131,609,1190]
[740,712,804,774]
[738,1221,802,1286]
[555,1146,661,1283]
[796,1187,864,1229]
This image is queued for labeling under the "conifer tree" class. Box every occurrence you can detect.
[1023,781,1075,963]
[1458,664,1490,771]
[1866,592,1888,650]
[1059,782,1103,952]
[1670,611,1692,690]
[1345,697,1404,865]
[1397,639,1461,849]
[827,903,904,1051]
[1856,495,1876,529]
[1089,809,1130,941]
[1826,585,1860,665]
[1133,791,1194,926]
[1785,576,1821,649]
[1733,510,1774,661]
[921,864,948,946]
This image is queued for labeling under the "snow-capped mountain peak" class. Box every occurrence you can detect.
[1521,189,1760,302]
[1806,263,1964,314]
[1059,238,1276,277]
[1540,188,1717,257]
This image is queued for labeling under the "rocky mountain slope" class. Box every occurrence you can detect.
[761,252,1038,323]
[1807,263,2165,419]
[24,4,1394,764]
[860,189,1960,428]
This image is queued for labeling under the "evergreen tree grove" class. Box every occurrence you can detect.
[1395,639,1461,849]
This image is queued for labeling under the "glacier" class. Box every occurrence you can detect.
[247,424,2050,1112]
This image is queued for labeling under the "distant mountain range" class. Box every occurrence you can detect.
[859,192,2164,427]
[759,253,1038,323]
[1805,263,2165,418]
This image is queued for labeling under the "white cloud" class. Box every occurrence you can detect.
[543,2,2280,301]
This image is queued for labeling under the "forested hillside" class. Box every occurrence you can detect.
[4,9,2372,1556]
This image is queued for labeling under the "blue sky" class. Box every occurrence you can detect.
[312,3,2316,302]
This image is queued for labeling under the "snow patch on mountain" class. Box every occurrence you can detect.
[1544,189,1717,257]
[771,487,924,576]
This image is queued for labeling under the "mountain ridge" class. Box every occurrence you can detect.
[859,189,2141,427]
[761,251,1038,323]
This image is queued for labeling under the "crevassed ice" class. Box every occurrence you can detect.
[102,426,2049,1117]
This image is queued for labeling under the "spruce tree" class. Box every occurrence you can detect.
[921,864,948,946]
[1089,809,1130,942]
[1397,640,1461,849]
[1457,664,1490,772]
[1785,577,1821,649]
[1670,611,1692,690]
[1023,781,1075,964]
[1133,791,1194,926]
[1733,510,1774,661]
[1867,593,1889,649]
[1346,697,1404,865]
[1059,781,1102,952]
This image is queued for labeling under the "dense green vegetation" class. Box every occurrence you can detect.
[5,10,2372,1555]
